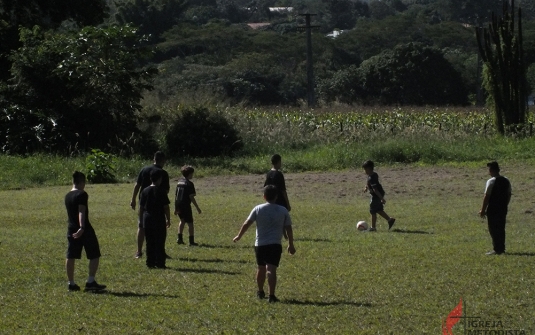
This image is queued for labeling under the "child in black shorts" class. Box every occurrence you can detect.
[362,160,396,231]
[175,165,202,246]
[65,171,106,291]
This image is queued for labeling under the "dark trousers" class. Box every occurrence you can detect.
[487,213,507,254]
[145,223,167,267]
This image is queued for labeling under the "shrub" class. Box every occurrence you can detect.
[165,107,243,157]
[86,149,117,184]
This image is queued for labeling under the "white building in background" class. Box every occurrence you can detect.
[247,23,271,30]
[326,30,345,38]
[268,7,294,13]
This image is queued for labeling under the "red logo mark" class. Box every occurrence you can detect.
[442,298,463,335]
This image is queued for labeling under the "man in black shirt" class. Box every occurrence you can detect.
[139,169,171,268]
[479,161,512,255]
[65,171,106,292]
[130,151,170,258]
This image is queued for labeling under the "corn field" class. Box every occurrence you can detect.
[216,106,535,154]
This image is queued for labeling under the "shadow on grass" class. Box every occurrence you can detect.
[177,257,248,264]
[294,238,332,242]
[283,299,372,307]
[506,252,535,257]
[392,229,433,234]
[104,291,180,299]
[193,243,251,249]
[175,268,241,275]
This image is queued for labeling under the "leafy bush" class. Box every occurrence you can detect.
[165,107,242,157]
[2,25,156,154]
[86,149,117,184]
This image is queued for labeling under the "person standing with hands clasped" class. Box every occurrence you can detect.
[130,151,170,259]
[479,161,511,255]
[233,185,295,303]
[139,169,171,268]
[64,171,106,292]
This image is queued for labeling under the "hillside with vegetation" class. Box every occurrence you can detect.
[1,0,534,158]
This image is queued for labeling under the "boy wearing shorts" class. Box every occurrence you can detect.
[362,160,396,231]
[233,185,296,303]
[64,171,106,292]
[175,165,202,246]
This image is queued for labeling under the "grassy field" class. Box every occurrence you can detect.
[1,163,534,334]
[5,106,535,191]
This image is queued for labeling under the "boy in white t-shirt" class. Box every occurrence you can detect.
[233,185,295,303]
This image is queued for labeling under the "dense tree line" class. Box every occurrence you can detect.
[1,0,534,155]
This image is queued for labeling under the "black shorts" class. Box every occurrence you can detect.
[369,197,384,214]
[177,206,194,223]
[255,244,283,267]
[66,227,101,260]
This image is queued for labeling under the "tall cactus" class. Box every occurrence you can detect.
[476,0,528,135]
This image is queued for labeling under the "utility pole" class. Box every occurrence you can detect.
[298,14,319,108]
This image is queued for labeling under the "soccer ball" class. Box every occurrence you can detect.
[356,221,369,231]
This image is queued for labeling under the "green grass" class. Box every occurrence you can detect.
[3,106,535,190]
[3,133,535,190]
[1,164,534,333]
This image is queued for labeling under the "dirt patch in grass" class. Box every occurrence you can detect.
[194,163,535,213]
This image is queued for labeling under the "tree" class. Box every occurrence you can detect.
[0,25,157,154]
[220,53,286,105]
[0,0,108,81]
[526,62,535,95]
[216,0,248,23]
[441,0,503,24]
[368,0,396,20]
[476,0,528,135]
[329,42,469,105]
[365,42,468,105]
[182,6,220,25]
[114,0,188,40]
[317,65,361,103]
[325,0,360,31]
[519,0,535,20]
[386,0,408,13]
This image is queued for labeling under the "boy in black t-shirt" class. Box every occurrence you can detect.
[130,151,170,259]
[362,160,396,231]
[139,169,171,268]
[175,165,202,246]
[64,171,106,292]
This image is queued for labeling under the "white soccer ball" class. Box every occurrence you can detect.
[356,221,369,231]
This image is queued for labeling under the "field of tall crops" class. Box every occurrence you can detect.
[205,106,533,166]
[223,107,497,150]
